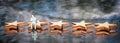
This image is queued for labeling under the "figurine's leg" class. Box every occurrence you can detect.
[34,23,36,30]
[31,24,33,29]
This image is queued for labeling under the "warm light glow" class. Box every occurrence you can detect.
[7,20,18,25]
[52,20,62,26]
[98,22,110,28]
[74,20,88,27]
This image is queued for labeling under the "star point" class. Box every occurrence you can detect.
[99,22,110,28]
[75,20,88,27]
[36,20,41,26]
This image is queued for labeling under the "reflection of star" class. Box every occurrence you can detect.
[74,20,90,27]
[99,22,110,28]
[7,21,18,25]
[52,20,62,26]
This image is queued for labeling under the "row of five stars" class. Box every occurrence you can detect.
[7,20,114,28]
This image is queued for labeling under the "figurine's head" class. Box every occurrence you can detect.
[32,15,35,18]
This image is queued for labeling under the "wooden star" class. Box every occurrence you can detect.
[74,20,90,27]
[98,22,110,28]
[51,20,62,26]
[7,21,18,25]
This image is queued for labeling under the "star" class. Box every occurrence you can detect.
[51,20,62,26]
[98,22,110,28]
[74,20,90,27]
[7,21,18,25]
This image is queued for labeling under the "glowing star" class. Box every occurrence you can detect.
[98,22,110,28]
[51,20,62,26]
[7,21,18,25]
[74,20,90,27]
